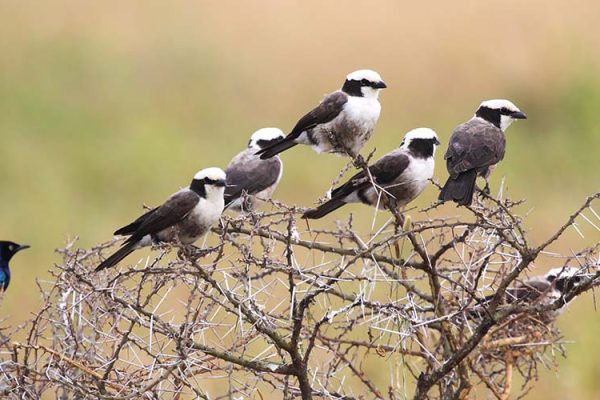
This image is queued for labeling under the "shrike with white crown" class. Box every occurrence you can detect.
[96,168,226,271]
[224,128,284,212]
[303,128,439,219]
[470,267,594,322]
[256,69,387,162]
[439,99,526,205]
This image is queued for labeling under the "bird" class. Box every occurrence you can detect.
[0,241,30,294]
[224,127,285,212]
[303,128,440,219]
[96,168,226,271]
[256,69,387,162]
[438,99,527,205]
[469,267,592,322]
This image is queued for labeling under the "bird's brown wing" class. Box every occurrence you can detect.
[126,191,200,243]
[224,151,282,207]
[289,91,348,136]
[444,119,506,178]
[330,150,410,199]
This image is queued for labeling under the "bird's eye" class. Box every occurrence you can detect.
[500,107,509,114]
[361,79,369,85]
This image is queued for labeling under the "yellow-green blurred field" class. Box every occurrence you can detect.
[1,1,599,398]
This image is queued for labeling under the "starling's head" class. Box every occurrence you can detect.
[0,241,30,262]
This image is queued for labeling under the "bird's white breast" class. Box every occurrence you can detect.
[397,156,435,202]
[343,96,381,128]
[194,195,225,227]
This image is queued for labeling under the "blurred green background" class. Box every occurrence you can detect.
[0,1,599,398]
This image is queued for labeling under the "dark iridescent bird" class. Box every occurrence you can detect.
[96,168,226,272]
[224,128,284,213]
[439,99,526,205]
[303,128,439,219]
[256,69,387,161]
[0,241,30,294]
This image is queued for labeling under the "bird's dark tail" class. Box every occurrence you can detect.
[255,138,297,159]
[95,241,138,272]
[303,198,347,219]
[438,170,477,206]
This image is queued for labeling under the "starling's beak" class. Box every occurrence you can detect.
[16,244,30,252]
[372,80,387,89]
[510,111,527,119]
[434,138,441,145]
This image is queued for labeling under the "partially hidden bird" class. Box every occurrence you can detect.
[469,267,593,322]
[224,127,284,212]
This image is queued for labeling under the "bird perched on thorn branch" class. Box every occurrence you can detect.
[469,267,593,322]
[256,69,387,165]
[96,168,226,271]
[224,128,284,213]
[439,99,526,205]
[303,128,439,219]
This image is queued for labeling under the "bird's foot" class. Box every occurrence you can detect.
[353,154,366,169]
[483,183,491,195]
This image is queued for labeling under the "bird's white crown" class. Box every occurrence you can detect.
[478,99,521,113]
[545,267,582,280]
[346,69,383,83]
[403,127,439,142]
[248,127,285,149]
[194,167,226,181]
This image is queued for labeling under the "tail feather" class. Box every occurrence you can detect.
[303,198,347,219]
[438,170,477,205]
[256,138,297,159]
[96,241,138,272]
[114,207,157,236]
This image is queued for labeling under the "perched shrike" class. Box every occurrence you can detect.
[256,69,387,160]
[96,168,226,271]
[439,99,526,205]
[224,128,284,212]
[470,267,593,321]
[303,128,440,219]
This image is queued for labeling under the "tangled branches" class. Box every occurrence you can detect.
[1,192,599,399]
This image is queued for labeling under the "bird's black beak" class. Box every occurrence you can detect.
[511,111,527,119]
[215,179,226,187]
[16,244,30,252]
[372,81,387,89]
[434,138,441,145]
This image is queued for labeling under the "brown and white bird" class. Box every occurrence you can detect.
[303,128,439,219]
[439,99,526,205]
[224,128,284,212]
[256,69,387,160]
[470,267,593,322]
[96,168,226,271]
